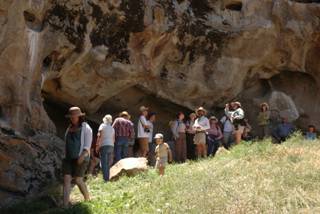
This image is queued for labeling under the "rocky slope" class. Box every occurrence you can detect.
[0,0,320,207]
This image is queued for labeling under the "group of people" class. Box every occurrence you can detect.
[61,102,318,207]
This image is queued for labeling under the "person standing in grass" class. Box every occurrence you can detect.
[147,112,157,165]
[225,102,245,145]
[88,136,100,176]
[186,113,197,160]
[97,115,115,182]
[171,112,187,163]
[127,114,136,157]
[137,106,151,157]
[257,103,271,139]
[207,116,223,157]
[112,111,135,162]
[305,125,317,140]
[272,116,295,144]
[193,107,210,159]
[154,133,172,176]
[63,107,92,208]
[220,112,234,149]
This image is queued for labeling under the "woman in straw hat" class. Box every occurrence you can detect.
[225,102,245,145]
[63,107,92,207]
[193,107,210,159]
[137,106,151,157]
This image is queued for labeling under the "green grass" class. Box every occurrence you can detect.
[3,134,320,214]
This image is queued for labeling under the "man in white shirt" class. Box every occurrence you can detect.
[137,106,151,157]
[193,107,210,159]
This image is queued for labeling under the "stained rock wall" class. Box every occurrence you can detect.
[0,0,320,207]
[40,0,320,128]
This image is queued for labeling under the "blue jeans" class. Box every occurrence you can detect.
[115,136,129,162]
[207,135,221,157]
[100,145,114,181]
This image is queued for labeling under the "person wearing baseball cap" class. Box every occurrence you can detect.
[154,133,172,176]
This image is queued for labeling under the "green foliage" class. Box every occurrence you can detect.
[3,134,320,214]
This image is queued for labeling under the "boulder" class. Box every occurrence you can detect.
[109,158,148,181]
[0,130,64,208]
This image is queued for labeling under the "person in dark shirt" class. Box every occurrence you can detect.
[272,117,295,144]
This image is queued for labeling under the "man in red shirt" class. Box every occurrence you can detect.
[112,111,135,162]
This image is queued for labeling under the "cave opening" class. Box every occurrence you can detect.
[42,85,191,140]
[225,1,243,11]
[92,85,192,140]
[43,99,99,139]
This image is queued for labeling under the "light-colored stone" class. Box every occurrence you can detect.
[109,158,148,181]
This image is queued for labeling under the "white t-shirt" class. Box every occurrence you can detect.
[137,115,149,138]
[147,121,154,143]
[220,116,234,133]
[98,123,115,147]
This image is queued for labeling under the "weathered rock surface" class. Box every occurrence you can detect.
[0,128,64,207]
[1,0,320,206]
[110,158,148,181]
[39,0,320,129]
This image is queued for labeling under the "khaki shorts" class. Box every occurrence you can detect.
[138,138,149,152]
[194,132,206,145]
[155,157,168,168]
[235,125,245,135]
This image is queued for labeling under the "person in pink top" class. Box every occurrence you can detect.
[206,116,223,157]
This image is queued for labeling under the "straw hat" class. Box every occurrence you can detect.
[139,106,149,112]
[234,102,242,108]
[196,107,207,115]
[65,106,85,118]
[119,111,130,117]
[154,133,164,139]
[209,116,218,121]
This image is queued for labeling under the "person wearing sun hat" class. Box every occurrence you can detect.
[137,106,151,157]
[63,106,92,207]
[225,101,245,145]
[112,111,135,162]
[154,133,172,176]
[193,107,210,159]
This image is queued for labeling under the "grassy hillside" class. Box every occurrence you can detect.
[3,134,320,214]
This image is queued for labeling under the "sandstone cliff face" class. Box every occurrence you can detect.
[0,0,320,207]
[40,0,320,128]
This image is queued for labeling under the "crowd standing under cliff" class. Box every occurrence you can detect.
[62,103,317,207]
